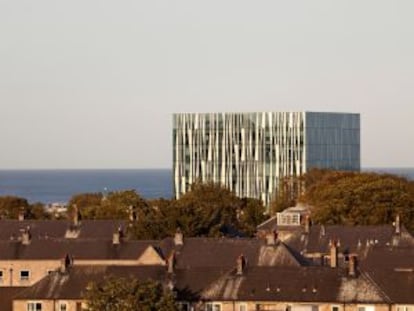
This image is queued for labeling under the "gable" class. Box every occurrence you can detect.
[137,246,165,265]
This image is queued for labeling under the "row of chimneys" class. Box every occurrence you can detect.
[329,239,357,277]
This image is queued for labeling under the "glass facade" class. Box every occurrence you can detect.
[173,112,360,206]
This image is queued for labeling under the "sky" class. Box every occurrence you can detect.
[0,1,413,169]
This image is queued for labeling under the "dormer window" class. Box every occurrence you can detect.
[20,270,30,281]
[206,303,222,311]
[27,302,42,311]
[59,302,67,311]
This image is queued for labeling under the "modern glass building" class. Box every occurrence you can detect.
[173,112,360,205]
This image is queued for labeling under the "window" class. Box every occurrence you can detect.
[0,270,3,282]
[332,306,340,311]
[206,303,222,311]
[238,303,247,311]
[178,302,190,311]
[27,302,42,311]
[358,306,375,311]
[59,303,67,311]
[20,270,30,281]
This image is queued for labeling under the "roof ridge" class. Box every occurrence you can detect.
[359,270,393,303]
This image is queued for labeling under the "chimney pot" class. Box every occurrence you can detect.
[395,214,401,235]
[73,205,80,226]
[349,255,357,277]
[128,205,137,222]
[18,209,25,221]
[266,231,277,245]
[236,254,246,275]
[60,254,72,273]
[330,240,338,268]
[167,251,175,274]
[304,215,311,234]
[21,227,31,245]
[112,232,121,245]
[174,228,183,246]
[321,225,326,237]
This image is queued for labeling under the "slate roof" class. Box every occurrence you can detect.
[196,266,387,303]
[167,237,304,268]
[281,225,414,256]
[14,265,166,300]
[0,220,127,241]
[0,239,154,260]
[360,247,414,304]
[2,220,414,305]
[0,287,26,311]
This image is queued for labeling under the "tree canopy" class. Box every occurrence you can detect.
[84,277,178,311]
[128,182,267,239]
[67,190,149,220]
[0,196,49,220]
[300,169,414,232]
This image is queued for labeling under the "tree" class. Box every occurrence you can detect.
[67,190,149,220]
[128,181,267,239]
[0,196,29,219]
[67,193,103,219]
[84,277,178,311]
[301,169,414,232]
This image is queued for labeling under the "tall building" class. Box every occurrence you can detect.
[173,112,360,205]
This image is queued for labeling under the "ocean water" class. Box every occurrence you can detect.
[0,168,413,204]
[0,169,172,204]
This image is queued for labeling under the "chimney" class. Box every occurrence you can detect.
[128,205,137,222]
[112,232,120,245]
[304,215,311,234]
[73,204,80,226]
[320,225,326,237]
[348,255,357,277]
[167,251,175,274]
[21,227,31,245]
[330,240,338,268]
[395,214,401,235]
[236,254,246,275]
[18,209,25,221]
[112,226,124,245]
[60,254,72,273]
[265,231,277,245]
[174,228,183,246]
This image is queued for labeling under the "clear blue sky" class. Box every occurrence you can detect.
[0,1,413,169]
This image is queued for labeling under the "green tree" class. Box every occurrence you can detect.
[84,277,178,311]
[0,196,30,219]
[28,202,50,220]
[67,193,103,219]
[301,169,414,232]
[67,190,149,220]
[129,182,267,239]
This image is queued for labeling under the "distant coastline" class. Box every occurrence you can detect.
[0,167,413,204]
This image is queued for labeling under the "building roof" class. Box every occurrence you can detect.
[167,237,303,268]
[196,266,387,303]
[2,220,414,305]
[14,265,166,300]
[0,220,127,241]
[0,287,26,311]
[360,247,414,304]
[0,239,155,261]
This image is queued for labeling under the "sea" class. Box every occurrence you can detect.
[0,168,413,204]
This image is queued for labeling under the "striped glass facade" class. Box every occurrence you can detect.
[173,112,360,205]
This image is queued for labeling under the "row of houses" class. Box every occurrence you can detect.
[0,215,413,311]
